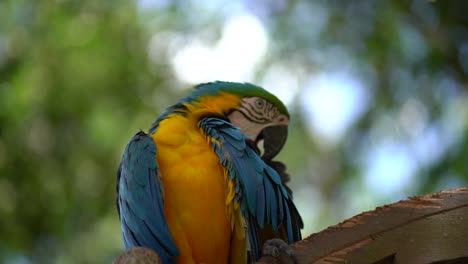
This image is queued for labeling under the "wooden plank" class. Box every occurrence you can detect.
[257,187,468,263]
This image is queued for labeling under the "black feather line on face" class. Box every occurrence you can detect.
[242,99,266,119]
[240,104,270,124]
[238,108,258,123]
[240,98,278,124]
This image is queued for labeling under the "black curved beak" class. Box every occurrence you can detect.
[261,125,288,162]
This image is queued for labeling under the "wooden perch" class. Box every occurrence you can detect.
[257,186,468,264]
[114,187,468,264]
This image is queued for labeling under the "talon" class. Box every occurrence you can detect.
[262,238,297,263]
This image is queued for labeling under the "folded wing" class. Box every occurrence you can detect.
[199,118,303,261]
[116,131,179,264]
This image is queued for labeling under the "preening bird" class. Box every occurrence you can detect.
[116,81,303,264]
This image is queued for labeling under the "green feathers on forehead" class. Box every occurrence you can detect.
[189,81,289,117]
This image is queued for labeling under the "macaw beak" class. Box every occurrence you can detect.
[261,125,288,162]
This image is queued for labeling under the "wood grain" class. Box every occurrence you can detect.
[257,187,468,264]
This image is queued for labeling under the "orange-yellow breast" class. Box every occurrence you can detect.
[151,95,246,263]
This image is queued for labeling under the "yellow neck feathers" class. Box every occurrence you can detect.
[183,92,242,122]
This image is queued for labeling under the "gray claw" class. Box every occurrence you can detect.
[262,238,297,264]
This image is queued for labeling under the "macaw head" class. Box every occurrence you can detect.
[187,81,289,161]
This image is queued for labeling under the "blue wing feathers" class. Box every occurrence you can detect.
[121,218,138,247]
[256,179,266,228]
[276,186,284,226]
[284,200,293,242]
[265,166,282,185]
[117,132,179,263]
[263,179,275,228]
[247,217,260,262]
[199,117,302,260]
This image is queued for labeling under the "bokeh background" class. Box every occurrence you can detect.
[1,0,468,263]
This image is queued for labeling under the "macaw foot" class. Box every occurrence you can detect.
[262,238,298,264]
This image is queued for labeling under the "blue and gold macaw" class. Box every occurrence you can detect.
[116,81,303,263]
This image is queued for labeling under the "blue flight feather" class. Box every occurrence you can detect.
[117,132,179,264]
[256,179,266,228]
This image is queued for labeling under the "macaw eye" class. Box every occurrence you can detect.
[255,99,264,108]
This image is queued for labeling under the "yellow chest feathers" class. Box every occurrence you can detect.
[151,113,219,179]
[151,111,244,238]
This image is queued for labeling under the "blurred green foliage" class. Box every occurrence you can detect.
[0,1,176,262]
[1,0,467,263]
